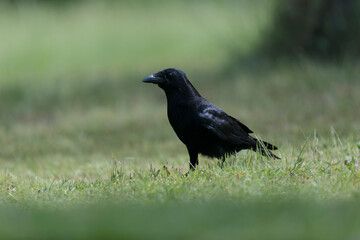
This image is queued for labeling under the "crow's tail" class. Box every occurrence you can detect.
[253,139,280,159]
[261,140,278,150]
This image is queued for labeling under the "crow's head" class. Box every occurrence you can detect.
[142,68,201,97]
[142,68,189,90]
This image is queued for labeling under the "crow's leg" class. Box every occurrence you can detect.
[187,147,198,171]
[220,156,226,169]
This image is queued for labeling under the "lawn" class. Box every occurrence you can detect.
[0,1,360,239]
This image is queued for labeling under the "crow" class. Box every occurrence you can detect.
[142,68,279,170]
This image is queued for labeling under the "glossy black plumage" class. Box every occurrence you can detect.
[143,68,279,170]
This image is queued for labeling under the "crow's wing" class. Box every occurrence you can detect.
[198,104,254,145]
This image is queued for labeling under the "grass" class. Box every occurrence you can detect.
[2,134,360,206]
[0,1,360,239]
[2,201,360,240]
[0,1,270,83]
[1,135,360,239]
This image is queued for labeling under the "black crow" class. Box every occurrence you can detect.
[142,68,279,170]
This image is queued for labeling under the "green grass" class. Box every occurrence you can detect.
[2,134,360,206]
[0,1,360,239]
[2,201,360,240]
[1,135,360,239]
[0,1,270,83]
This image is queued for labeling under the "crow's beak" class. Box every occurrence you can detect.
[142,74,165,84]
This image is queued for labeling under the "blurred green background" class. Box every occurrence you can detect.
[0,0,360,239]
